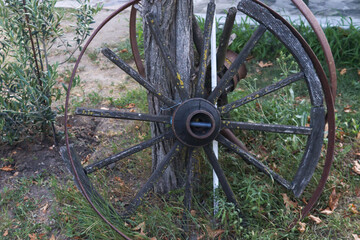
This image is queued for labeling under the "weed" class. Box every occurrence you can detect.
[88,49,100,62]
[88,91,104,106]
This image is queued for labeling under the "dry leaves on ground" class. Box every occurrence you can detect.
[41,203,49,214]
[352,161,360,175]
[3,230,8,237]
[197,225,225,239]
[320,208,334,215]
[281,193,298,211]
[349,204,359,214]
[329,187,341,211]
[258,61,273,68]
[340,68,347,75]
[308,215,322,224]
[0,166,14,172]
[298,222,306,233]
[28,233,37,240]
[344,105,353,113]
[133,222,146,238]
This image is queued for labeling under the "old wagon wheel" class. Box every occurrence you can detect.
[61,0,336,237]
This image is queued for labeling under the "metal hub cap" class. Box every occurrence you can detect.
[172,98,221,147]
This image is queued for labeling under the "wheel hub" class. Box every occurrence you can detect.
[172,99,221,147]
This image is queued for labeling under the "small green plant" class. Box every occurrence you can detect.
[88,91,103,106]
[0,0,102,144]
[88,49,100,62]
[215,197,244,237]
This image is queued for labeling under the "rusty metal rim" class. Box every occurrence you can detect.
[64,0,141,239]
[253,0,336,228]
[130,4,146,77]
[291,0,337,101]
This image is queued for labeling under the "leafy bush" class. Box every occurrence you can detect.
[0,0,102,144]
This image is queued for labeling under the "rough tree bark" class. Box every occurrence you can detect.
[142,0,194,193]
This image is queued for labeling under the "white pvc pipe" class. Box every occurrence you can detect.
[211,4,219,216]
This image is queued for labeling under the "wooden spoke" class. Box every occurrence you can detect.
[208,24,267,104]
[84,130,174,174]
[217,134,292,190]
[220,72,304,114]
[222,120,312,135]
[102,48,176,107]
[75,108,171,124]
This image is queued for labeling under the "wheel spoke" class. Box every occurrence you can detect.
[222,121,312,135]
[75,108,171,124]
[145,13,189,101]
[195,1,216,98]
[102,48,176,107]
[203,144,239,207]
[84,130,174,174]
[216,7,237,72]
[208,24,267,104]
[220,72,304,114]
[124,141,183,216]
[192,14,204,55]
[216,134,292,190]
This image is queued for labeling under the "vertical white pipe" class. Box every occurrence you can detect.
[210,5,219,216]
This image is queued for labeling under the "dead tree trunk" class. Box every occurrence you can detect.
[142,0,194,193]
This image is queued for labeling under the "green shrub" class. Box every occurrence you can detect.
[0,0,102,144]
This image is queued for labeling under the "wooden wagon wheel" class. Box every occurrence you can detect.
[61,0,336,237]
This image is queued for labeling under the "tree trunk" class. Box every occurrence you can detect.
[143,0,194,193]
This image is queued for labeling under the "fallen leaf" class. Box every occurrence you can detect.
[126,103,135,109]
[120,49,128,53]
[344,105,353,113]
[81,154,91,165]
[357,131,360,139]
[355,152,360,156]
[308,215,322,224]
[190,210,196,217]
[50,234,56,240]
[38,233,45,239]
[340,68,347,75]
[13,172,19,177]
[41,203,49,213]
[258,61,273,68]
[133,222,146,236]
[130,109,135,113]
[0,166,14,172]
[358,69,360,76]
[320,208,333,215]
[353,234,360,240]
[114,177,125,187]
[28,233,37,240]
[353,161,360,175]
[348,204,359,214]
[3,230,8,237]
[329,187,341,211]
[298,222,306,233]
[281,193,298,210]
